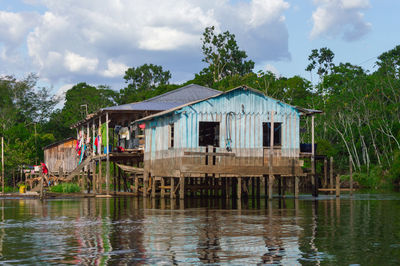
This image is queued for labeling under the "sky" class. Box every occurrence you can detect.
[0,0,399,103]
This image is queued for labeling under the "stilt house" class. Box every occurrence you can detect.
[136,85,321,178]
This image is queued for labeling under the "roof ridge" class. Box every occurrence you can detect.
[143,84,219,103]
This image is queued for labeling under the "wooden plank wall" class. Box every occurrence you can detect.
[44,139,78,173]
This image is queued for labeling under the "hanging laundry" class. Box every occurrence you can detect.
[101,123,108,146]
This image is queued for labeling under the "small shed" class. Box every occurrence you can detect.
[43,137,78,174]
[137,85,321,178]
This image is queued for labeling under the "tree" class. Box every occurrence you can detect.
[201,26,254,82]
[120,64,171,103]
[306,47,335,81]
[47,82,118,139]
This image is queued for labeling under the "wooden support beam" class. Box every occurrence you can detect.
[151,175,156,198]
[170,177,176,199]
[1,136,4,194]
[336,174,340,197]
[330,157,334,194]
[161,177,165,198]
[282,176,286,198]
[349,155,353,196]
[106,112,110,195]
[226,177,230,199]
[324,158,328,188]
[256,176,260,199]
[143,171,148,197]
[264,175,268,199]
[268,174,274,200]
[179,175,185,199]
[294,176,299,198]
[237,176,242,200]
[278,175,282,196]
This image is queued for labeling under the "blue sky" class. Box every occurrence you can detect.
[0,0,399,102]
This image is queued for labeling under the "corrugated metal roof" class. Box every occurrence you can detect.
[135,85,323,122]
[43,137,76,150]
[102,84,220,112]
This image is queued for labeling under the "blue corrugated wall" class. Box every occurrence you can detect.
[145,87,300,160]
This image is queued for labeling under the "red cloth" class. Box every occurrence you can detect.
[94,136,98,146]
[139,123,145,129]
[41,163,48,174]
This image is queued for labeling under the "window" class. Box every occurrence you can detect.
[263,122,282,147]
[199,122,220,147]
[169,123,174,148]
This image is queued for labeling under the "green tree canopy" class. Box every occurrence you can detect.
[201,26,255,83]
[120,64,171,103]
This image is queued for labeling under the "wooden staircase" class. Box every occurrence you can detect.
[64,156,93,181]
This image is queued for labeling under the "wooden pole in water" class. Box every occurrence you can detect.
[336,174,340,197]
[349,155,353,196]
[330,157,334,194]
[2,136,4,194]
[179,175,185,199]
[237,176,242,200]
[311,115,316,197]
[106,112,110,195]
[294,176,299,198]
[324,158,328,188]
[170,177,175,199]
[268,111,274,200]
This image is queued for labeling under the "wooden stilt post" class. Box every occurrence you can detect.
[268,175,274,200]
[268,111,274,200]
[251,177,255,198]
[226,177,230,199]
[237,176,242,200]
[294,176,299,198]
[98,116,102,194]
[278,175,282,197]
[256,176,260,199]
[92,120,96,194]
[311,115,316,197]
[336,174,340,197]
[324,158,328,188]
[113,162,117,194]
[179,175,185,199]
[330,157,334,194]
[87,166,91,194]
[161,177,165,198]
[349,155,353,196]
[1,136,4,194]
[134,174,138,194]
[282,176,286,198]
[39,173,44,200]
[170,177,175,199]
[264,175,268,199]
[151,175,156,198]
[106,112,110,195]
[143,172,148,197]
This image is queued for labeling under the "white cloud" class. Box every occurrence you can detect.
[264,63,280,77]
[64,51,99,73]
[310,0,371,41]
[2,0,292,87]
[55,83,74,108]
[102,60,128,78]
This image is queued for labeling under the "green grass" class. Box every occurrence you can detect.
[2,186,18,193]
[50,183,81,193]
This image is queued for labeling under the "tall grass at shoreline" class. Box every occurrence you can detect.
[50,183,81,193]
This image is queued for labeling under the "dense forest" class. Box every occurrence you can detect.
[1,26,399,188]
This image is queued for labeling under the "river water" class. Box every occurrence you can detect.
[0,192,400,265]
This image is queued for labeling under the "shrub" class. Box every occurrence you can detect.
[50,183,81,193]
